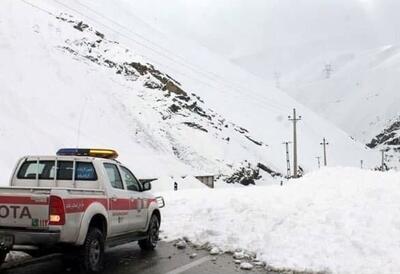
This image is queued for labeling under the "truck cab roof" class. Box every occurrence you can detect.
[22,155,120,163]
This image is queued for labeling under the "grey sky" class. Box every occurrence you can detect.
[123,0,400,78]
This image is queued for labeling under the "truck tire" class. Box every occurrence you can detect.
[26,250,49,258]
[138,214,160,251]
[81,228,105,273]
[0,250,7,266]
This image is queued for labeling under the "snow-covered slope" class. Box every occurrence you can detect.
[0,0,376,183]
[284,45,400,144]
[282,46,400,168]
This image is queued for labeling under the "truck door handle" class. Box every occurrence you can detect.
[111,195,117,202]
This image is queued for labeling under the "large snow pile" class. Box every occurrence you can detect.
[160,167,400,274]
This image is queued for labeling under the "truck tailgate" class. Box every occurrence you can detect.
[0,187,50,229]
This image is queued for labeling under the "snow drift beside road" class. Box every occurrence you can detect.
[160,168,400,274]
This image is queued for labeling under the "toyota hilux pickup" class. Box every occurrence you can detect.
[0,148,164,272]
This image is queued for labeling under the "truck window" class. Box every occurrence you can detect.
[120,166,142,192]
[17,160,97,181]
[103,163,124,189]
[56,161,97,181]
[17,161,55,180]
[76,162,97,181]
[57,161,73,180]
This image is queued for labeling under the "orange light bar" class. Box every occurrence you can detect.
[89,149,119,159]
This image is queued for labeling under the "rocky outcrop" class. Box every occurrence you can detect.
[367,119,400,149]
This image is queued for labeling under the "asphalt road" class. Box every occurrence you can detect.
[0,241,282,274]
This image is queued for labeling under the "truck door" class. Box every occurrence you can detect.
[119,166,148,231]
[103,163,130,236]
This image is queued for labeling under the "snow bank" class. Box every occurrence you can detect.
[160,167,400,274]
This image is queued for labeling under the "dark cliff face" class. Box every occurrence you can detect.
[367,119,400,149]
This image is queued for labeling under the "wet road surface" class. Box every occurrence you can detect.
[1,241,282,274]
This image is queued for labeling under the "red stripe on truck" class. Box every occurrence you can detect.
[64,198,135,213]
[64,198,108,213]
[109,198,155,211]
[0,196,48,205]
[109,198,130,210]
[0,196,156,213]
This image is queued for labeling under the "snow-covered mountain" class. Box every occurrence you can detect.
[0,0,376,183]
[284,46,400,140]
[282,45,400,168]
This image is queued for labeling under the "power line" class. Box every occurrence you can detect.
[77,3,292,110]
[53,1,235,87]
[21,0,292,115]
[74,1,295,112]
[20,0,232,96]
[53,0,292,112]
[51,0,220,88]
[76,97,88,148]
[73,0,222,81]
[20,0,54,16]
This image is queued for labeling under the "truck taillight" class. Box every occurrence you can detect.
[49,196,65,225]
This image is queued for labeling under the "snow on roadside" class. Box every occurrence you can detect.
[158,167,400,274]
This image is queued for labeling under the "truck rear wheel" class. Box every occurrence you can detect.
[26,249,49,258]
[138,214,160,251]
[81,228,105,273]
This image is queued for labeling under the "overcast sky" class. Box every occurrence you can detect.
[121,0,400,78]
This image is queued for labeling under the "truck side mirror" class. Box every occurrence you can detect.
[142,181,152,191]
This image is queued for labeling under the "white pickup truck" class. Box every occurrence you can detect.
[0,148,164,272]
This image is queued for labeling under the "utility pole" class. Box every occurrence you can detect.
[360,160,364,169]
[320,138,329,166]
[380,149,386,171]
[282,141,292,178]
[288,108,301,178]
[316,156,321,169]
[324,64,332,79]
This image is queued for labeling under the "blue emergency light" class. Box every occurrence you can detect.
[56,148,119,159]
